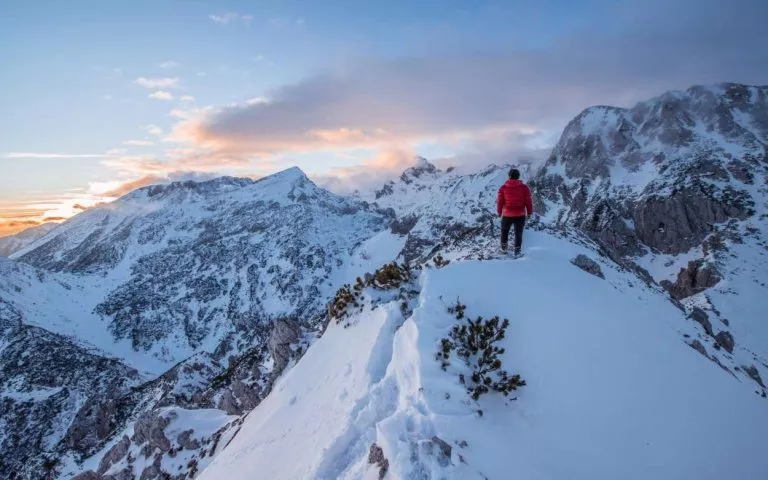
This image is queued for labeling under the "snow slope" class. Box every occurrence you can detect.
[202,230,768,480]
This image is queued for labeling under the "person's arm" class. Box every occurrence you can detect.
[525,186,533,217]
[497,188,504,217]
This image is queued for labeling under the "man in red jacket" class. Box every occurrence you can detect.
[497,168,533,256]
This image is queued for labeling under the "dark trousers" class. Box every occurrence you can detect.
[500,216,526,253]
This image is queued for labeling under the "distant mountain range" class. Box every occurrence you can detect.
[0,222,58,257]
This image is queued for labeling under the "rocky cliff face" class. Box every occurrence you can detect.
[535,83,765,257]
[534,82,768,390]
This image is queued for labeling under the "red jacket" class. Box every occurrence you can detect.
[497,179,533,217]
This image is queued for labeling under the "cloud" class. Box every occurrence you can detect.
[102,94,113,101]
[134,77,179,89]
[92,174,164,197]
[180,95,195,103]
[269,18,305,27]
[209,12,253,24]
[159,61,179,69]
[122,140,155,146]
[312,149,419,194]
[4,152,106,159]
[149,90,174,101]
[143,124,164,135]
[177,0,768,159]
[0,219,41,237]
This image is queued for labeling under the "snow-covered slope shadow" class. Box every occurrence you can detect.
[201,231,768,480]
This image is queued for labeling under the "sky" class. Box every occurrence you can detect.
[1,0,767,236]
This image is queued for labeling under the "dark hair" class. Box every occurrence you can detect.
[509,168,521,180]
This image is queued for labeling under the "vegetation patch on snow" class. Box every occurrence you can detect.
[438,301,526,400]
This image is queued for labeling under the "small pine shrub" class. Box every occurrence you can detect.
[329,262,416,324]
[438,301,526,400]
[432,254,451,269]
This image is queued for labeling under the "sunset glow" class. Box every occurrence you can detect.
[2,0,766,236]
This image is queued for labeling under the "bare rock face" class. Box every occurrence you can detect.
[177,430,200,450]
[534,83,765,291]
[73,471,102,480]
[661,259,721,300]
[132,411,175,454]
[689,308,714,336]
[689,339,709,358]
[742,365,766,389]
[571,254,605,279]
[269,318,301,376]
[139,455,163,480]
[98,435,131,474]
[632,186,752,254]
[714,331,735,354]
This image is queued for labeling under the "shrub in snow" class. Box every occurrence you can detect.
[438,301,526,400]
[329,263,417,324]
[368,443,389,479]
[429,254,451,269]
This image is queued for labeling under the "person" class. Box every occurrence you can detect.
[496,168,533,256]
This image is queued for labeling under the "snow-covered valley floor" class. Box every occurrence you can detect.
[201,231,768,480]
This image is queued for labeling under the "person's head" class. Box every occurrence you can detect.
[508,168,521,180]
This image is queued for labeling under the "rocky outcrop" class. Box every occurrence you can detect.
[742,365,766,389]
[269,318,301,376]
[661,259,721,300]
[689,308,714,336]
[132,411,175,454]
[73,471,102,480]
[98,435,131,474]
[571,254,605,279]
[633,186,752,254]
[715,331,735,354]
[177,430,201,450]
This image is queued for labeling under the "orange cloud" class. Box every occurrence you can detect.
[0,219,41,237]
[312,148,420,193]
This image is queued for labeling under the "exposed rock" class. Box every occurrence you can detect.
[390,214,419,235]
[103,467,134,480]
[689,340,709,358]
[570,254,605,279]
[177,430,200,450]
[689,308,714,336]
[714,331,735,354]
[73,471,102,480]
[632,186,751,254]
[132,411,175,453]
[269,318,301,376]
[98,435,131,474]
[139,454,163,480]
[425,435,453,467]
[661,259,721,300]
[742,365,766,389]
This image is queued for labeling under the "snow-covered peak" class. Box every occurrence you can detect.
[399,156,439,182]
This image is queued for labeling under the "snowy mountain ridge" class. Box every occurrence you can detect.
[1,82,767,479]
